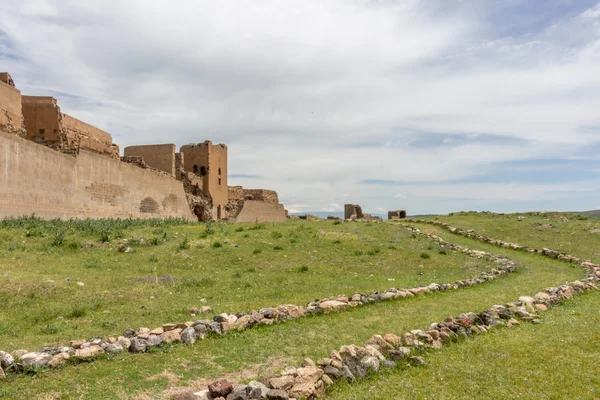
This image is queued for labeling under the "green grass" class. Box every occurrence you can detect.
[426,211,600,263]
[328,290,600,400]
[0,215,596,399]
[0,219,488,350]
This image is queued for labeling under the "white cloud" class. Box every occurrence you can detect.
[1,0,600,214]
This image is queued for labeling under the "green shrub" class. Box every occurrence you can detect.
[420,252,430,259]
[235,226,245,232]
[273,245,284,251]
[67,241,81,250]
[333,220,341,225]
[299,265,309,272]
[178,236,190,250]
[367,248,381,256]
[52,230,66,246]
[438,249,447,255]
[212,241,223,248]
[253,248,262,255]
[68,306,87,319]
[333,239,342,245]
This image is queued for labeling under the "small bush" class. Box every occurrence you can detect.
[68,306,87,319]
[438,249,447,255]
[427,245,433,250]
[52,230,66,246]
[247,267,256,273]
[243,233,250,238]
[299,265,309,273]
[198,231,208,239]
[253,248,262,255]
[235,226,245,232]
[212,241,222,248]
[290,238,298,244]
[178,236,190,250]
[99,229,111,243]
[420,252,430,259]
[273,245,284,251]
[333,239,342,245]
[67,241,81,250]
[333,220,341,225]
[149,237,160,246]
[367,248,381,256]
[388,245,397,250]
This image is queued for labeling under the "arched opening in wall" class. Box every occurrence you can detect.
[193,165,198,173]
[194,205,208,221]
[200,166,207,176]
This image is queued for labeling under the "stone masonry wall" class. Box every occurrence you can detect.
[234,200,287,223]
[0,130,195,220]
[0,76,24,136]
[21,96,119,158]
[124,144,176,176]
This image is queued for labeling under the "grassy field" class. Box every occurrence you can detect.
[0,217,488,350]
[0,213,597,399]
[426,211,600,263]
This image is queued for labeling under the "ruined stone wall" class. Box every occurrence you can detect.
[124,144,176,176]
[21,96,119,158]
[180,141,228,207]
[0,130,194,220]
[234,201,287,223]
[228,186,279,203]
[0,77,24,136]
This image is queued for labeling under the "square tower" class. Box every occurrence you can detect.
[180,141,228,218]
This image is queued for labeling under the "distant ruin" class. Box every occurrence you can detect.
[388,210,407,219]
[344,204,380,221]
[0,72,286,223]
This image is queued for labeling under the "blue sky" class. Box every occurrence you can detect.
[1,0,599,214]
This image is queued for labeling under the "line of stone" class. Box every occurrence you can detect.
[405,218,600,280]
[0,238,517,378]
[165,236,600,400]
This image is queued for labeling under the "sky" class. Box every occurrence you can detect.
[1,0,599,215]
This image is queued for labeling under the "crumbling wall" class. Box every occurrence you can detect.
[21,96,119,158]
[388,210,407,219]
[234,200,287,223]
[180,141,228,206]
[344,204,364,220]
[123,144,176,176]
[0,130,194,220]
[0,73,25,136]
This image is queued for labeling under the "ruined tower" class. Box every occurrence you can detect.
[180,141,228,219]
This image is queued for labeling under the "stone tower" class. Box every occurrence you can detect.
[180,141,228,219]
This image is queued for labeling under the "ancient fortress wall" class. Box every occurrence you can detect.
[0,130,194,220]
[124,144,176,176]
[21,96,119,158]
[234,200,287,223]
[0,79,23,135]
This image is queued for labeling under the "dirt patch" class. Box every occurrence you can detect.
[589,229,600,234]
